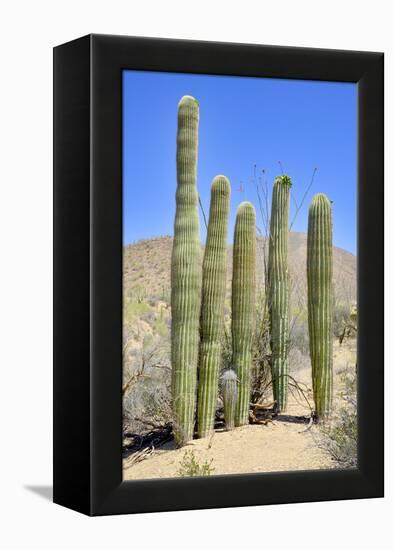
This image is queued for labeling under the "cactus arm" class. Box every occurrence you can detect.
[197,175,231,438]
[171,96,202,446]
[232,202,256,426]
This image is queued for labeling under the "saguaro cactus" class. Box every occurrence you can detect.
[221,370,238,431]
[307,193,333,420]
[232,202,256,426]
[171,95,202,446]
[268,175,292,412]
[197,175,231,438]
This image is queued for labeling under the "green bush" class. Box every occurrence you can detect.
[153,315,168,337]
[123,299,151,323]
[176,450,214,477]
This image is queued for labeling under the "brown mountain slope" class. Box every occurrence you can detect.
[123,233,356,304]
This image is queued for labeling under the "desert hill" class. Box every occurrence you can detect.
[123,233,356,305]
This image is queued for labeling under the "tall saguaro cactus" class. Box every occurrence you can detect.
[197,175,231,438]
[232,202,256,426]
[268,175,292,412]
[171,95,202,446]
[307,193,333,420]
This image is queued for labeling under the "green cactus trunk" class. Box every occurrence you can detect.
[222,369,238,431]
[171,96,202,446]
[197,175,231,438]
[232,202,256,426]
[307,193,333,420]
[268,175,291,412]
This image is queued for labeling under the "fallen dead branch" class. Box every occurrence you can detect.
[298,414,314,433]
[274,414,311,425]
[249,410,273,425]
[251,400,276,410]
[124,447,155,468]
[249,400,276,425]
[123,423,173,457]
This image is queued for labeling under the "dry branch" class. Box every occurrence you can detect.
[123,423,173,456]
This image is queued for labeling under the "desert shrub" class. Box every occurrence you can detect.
[289,316,309,355]
[147,295,159,307]
[333,302,351,337]
[153,315,169,337]
[176,450,214,477]
[221,286,312,404]
[251,294,271,404]
[141,381,172,427]
[220,323,232,371]
[220,291,272,406]
[139,309,156,324]
[123,299,151,323]
[123,333,171,432]
[317,366,357,468]
[288,346,308,373]
[160,285,170,303]
[129,283,146,303]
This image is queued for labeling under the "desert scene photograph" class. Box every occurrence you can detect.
[122,71,357,480]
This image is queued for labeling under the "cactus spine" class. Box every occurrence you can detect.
[171,96,202,446]
[221,370,238,431]
[307,193,333,420]
[268,175,292,412]
[197,175,231,438]
[232,202,256,426]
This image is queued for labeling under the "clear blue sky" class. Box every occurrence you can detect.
[123,70,357,254]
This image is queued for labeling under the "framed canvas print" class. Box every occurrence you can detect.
[53,34,384,516]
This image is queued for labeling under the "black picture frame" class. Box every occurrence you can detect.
[53,34,384,516]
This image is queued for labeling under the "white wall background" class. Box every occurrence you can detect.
[0,1,390,548]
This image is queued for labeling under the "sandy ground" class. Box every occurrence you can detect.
[123,341,356,480]
[123,422,334,480]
